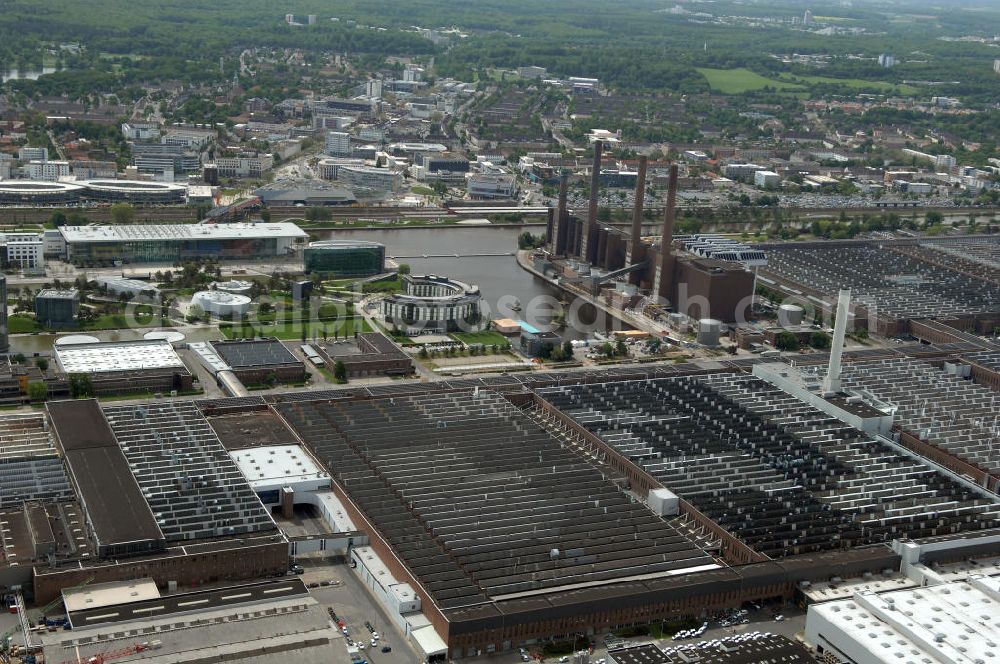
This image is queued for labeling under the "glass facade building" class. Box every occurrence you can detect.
[304,240,386,277]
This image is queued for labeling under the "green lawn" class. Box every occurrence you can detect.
[450,330,510,346]
[776,73,918,95]
[220,317,371,340]
[697,67,805,93]
[8,314,40,334]
[410,186,435,196]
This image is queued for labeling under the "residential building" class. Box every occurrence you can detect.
[120,122,161,141]
[325,131,352,156]
[878,53,896,68]
[517,66,547,79]
[27,160,70,181]
[18,146,48,161]
[365,79,383,99]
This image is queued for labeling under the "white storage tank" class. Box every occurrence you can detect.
[697,318,722,346]
[778,303,805,326]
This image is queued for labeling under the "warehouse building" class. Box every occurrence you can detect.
[39,577,344,664]
[210,338,305,385]
[806,578,1000,664]
[315,332,413,377]
[58,223,308,266]
[304,240,386,277]
[53,339,194,395]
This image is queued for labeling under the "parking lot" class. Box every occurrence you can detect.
[294,555,424,664]
[462,602,806,664]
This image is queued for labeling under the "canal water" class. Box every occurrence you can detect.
[314,226,623,340]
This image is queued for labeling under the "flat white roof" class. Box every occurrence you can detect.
[230,444,329,490]
[809,580,1000,664]
[63,579,160,613]
[60,222,308,244]
[55,340,185,374]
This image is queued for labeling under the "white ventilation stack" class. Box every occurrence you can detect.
[822,289,851,395]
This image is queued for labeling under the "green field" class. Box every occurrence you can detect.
[776,73,918,95]
[450,330,510,346]
[220,317,371,341]
[697,68,805,93]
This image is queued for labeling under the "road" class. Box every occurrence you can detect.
[298,556,423,664]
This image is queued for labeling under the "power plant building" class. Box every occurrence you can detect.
[304,240,386,277]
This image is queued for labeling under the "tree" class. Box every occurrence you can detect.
[49,211,67,227]
[305,206,332,222]
[110,203,135,224]
[561,340,574,357]
[34,357,49,372]
[431,180,448,196]
[260,209,272,223]
[333,360,347,382]
[27,380,48,402]
[615,338,628,357]
[397,263,411,275]
[924,210,943,227]
[809,331,832,350]
[774,331,799,352]
[68,373,94,398]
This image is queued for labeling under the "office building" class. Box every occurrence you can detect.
[120,122,161,141]
[214,152,274,179]
[517,65,547,79]
[35,289,80,328]
[0,276,6,352]
[131,143,200,174]
[324,130,351,156]
[1,232,45,270]
[304,240,386,277]
[467,173,518,200]
[59,223,307,265]
[335,164,403,192]
[380,274,482,333]
[754,170,781,188]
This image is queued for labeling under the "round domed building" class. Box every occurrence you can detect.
[380,274,482,333]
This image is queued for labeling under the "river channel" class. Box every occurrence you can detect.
[313,225,624,340]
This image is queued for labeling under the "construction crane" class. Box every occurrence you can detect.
[58,640,160,664]
[0,577,94,656]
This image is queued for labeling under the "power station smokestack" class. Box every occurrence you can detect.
[582,140,603,262]
[628,155,648,263]
[822,289,852,395]
[654,164,679,299]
